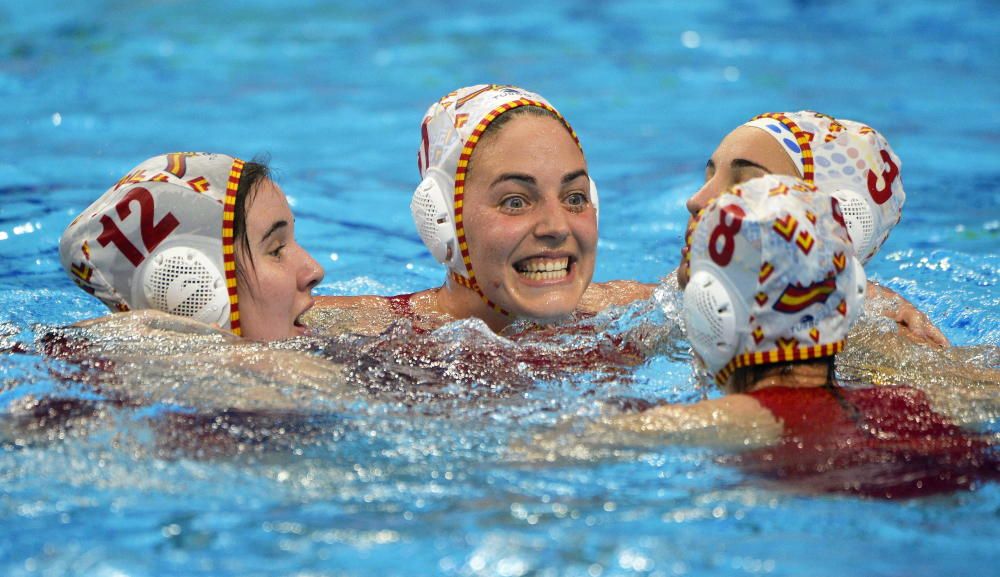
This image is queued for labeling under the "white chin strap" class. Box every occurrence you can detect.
[846,257,867,327]
[831,188,877,264]
[411,168,600,277]
[683,269,747,373]
[137,245,230,327]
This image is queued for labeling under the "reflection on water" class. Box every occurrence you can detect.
[1,291,998,574]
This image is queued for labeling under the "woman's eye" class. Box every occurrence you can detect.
[269,244,286,257]
[734,167,768,185]
[565,192,587,207]
[501,196,527,210]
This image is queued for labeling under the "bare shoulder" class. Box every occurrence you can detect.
[309,290,447,336]
[308,295,395,336]
[579,280,656,312]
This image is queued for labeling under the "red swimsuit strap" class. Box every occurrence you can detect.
[385,292,417,320]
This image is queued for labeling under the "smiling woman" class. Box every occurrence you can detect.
[59,152,325,341]
[311,85,621,334]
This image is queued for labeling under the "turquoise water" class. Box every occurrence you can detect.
[1,1,998,575]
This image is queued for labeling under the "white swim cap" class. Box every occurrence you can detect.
[682,174,866,385]
[744,111,905,263]
[60,153,247,334]
[412,84,597,314]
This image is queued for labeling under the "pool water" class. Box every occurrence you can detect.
[2,1,998,575]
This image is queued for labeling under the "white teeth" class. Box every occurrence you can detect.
[516,257,569,273]
[515,257,571,281]
[519,269,569,281]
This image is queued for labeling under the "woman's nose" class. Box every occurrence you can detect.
[533,201,571,241]
[298,247,325,291]
[686,178,724,216]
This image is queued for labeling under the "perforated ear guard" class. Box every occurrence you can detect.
[134,236,230,327]
[683,267,748,371]
[831,188,877,264]
[410,172,600,275]
[411,168,461,271]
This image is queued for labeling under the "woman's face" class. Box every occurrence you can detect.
[686,126,800,215]
[462,114,598,322]
[236,180,325,340]
[679,126,800,287]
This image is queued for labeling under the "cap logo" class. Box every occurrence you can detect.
[772,277,836,313]
[114,169,147,192]
[165,152,196,178]
[833,252,846,273]
[758,262,774,283]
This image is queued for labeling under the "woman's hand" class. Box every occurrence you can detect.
[866,283,949,348]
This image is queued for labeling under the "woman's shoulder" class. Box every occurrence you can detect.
[310,290,446,335]
[579,280,656,312]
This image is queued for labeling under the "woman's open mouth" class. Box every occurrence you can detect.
[293,301,314,334]
[514,256,572,282]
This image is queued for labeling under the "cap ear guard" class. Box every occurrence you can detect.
[831,188,877,264]
[134,240,230,327]
[683,268,748,373]
[411,167,462,272]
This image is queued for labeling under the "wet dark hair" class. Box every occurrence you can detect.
[729,357,835,394]
[232,155,272,293]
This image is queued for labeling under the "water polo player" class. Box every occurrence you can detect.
[596,175,996,498]
[60,152,325,341]
[685,110,946,346]
[313,84,629,334]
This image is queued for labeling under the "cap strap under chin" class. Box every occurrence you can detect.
[222,158,245,336]
[449,270,509,316]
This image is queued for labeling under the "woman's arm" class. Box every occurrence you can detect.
[520,395,782,462]
[600,395,783,449]
[837,329,999,428]
[60,311,356,411]
[584,275,949,350]
[72,309,238,339]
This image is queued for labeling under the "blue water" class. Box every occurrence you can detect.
[1,1,998,576]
